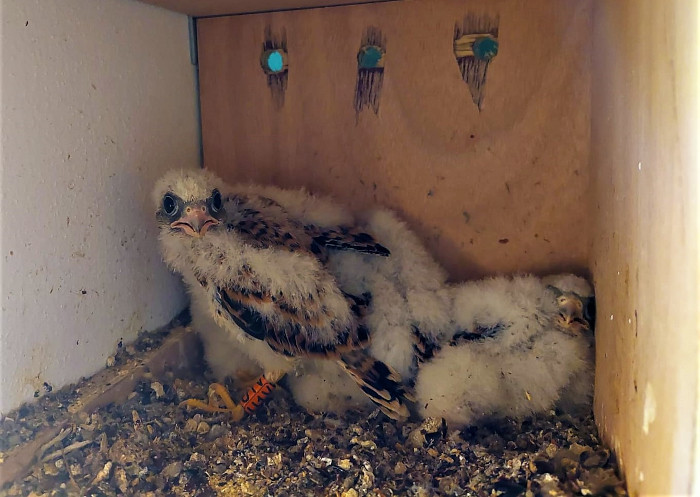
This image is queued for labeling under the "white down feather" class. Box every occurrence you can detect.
[413,274,595,428]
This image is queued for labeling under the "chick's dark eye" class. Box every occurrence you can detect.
[211,189,222,213]
[162,194,178,216]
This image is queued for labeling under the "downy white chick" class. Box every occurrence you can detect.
[286,208,453,414]
[413,273,595,429]
[153,168,411,420]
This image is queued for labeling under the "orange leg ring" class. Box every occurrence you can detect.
[240,375,276,414]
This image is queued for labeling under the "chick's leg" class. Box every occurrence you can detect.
[235,339,294,414]
[180,370,287,420]
[180,383,245,421]
[240,370,286,415]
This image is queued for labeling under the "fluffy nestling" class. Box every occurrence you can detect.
[413,273,595,429]
[286,207,454,414]
[187,182,359,387]
[153,168,411,420]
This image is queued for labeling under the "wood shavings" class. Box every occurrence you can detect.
[90,461,113,486]
[40,440,93,463]
[37,427,72,461]
[0,331,626,497]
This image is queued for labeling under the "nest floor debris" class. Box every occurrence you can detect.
[0,327,627,497]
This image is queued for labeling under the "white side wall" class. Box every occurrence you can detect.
[0,0,198,414]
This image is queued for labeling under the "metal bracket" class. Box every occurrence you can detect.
[188,16,199,66]
[188,17,204,167]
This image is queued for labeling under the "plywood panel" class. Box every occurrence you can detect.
[197,0,592,281]
[138,0,393,17]
[590,1,699,494]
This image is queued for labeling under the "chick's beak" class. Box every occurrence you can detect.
[560,313,574,326]
[558,310,591,334]
[170,204,219,237]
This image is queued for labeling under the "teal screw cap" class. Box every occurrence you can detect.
[267,51,284,72]
[472,37,499,61]
[358,45,384,69]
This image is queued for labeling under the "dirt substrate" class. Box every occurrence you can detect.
[0,328,627,497]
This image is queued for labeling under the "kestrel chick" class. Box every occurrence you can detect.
[413,273,595,428]
[153,169,410,420]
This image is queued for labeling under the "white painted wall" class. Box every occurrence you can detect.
[0,0,198,414]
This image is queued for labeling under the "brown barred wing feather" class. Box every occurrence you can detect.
[337,351,411,420]
[212,284,371,359]
[214,286,269,341]
[305,225,390,256]
[223,194,330,259]
[411,325,440,364]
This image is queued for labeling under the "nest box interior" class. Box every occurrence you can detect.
[1,0,697,495]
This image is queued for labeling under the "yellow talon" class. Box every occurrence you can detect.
[208,383,238,411]
[180,382,246,422]
[179,398,228,413]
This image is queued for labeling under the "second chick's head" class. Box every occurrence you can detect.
[153,169,227,238]
[542,274,596,335]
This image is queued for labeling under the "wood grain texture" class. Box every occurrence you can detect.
[198,0,592,281]
[137,0,395,17]
[590,1,699,494]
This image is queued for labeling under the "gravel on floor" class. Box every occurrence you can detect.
[0,324,627,497]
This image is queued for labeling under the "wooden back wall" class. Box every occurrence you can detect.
[197,0,592,280]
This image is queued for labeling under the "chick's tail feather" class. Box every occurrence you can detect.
[337,352,411,420]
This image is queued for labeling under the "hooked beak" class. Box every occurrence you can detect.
[558,312,591,333]
[171,204,219,237]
